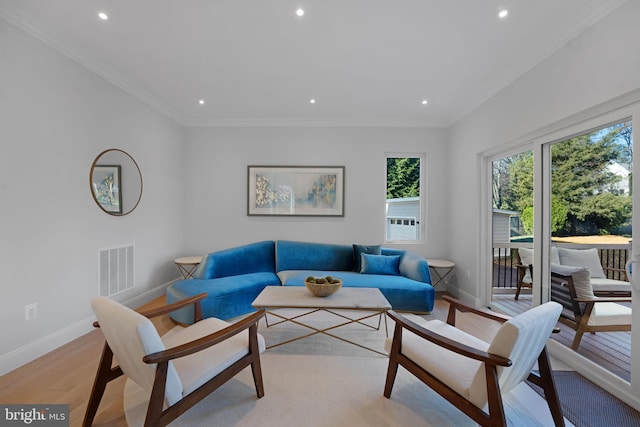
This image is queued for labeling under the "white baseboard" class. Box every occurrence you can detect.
[0,281,173,377]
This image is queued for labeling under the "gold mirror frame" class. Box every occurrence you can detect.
[90,149,142,216]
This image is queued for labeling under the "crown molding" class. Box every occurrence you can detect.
[0,5,183,124]
[181,117,449,128]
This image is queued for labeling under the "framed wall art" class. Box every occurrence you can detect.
[248,165,344,216]
[91,165,122,214]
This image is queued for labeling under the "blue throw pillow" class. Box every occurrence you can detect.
[353,244,381,272]
[360,254,400,276]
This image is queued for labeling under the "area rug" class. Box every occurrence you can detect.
[124,353,558,427]
[124,311,564,426]
[529,371,640,427]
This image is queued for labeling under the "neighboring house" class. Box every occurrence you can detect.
[386,197,420,240]
[607,162,631,195]
[492,209,518,244]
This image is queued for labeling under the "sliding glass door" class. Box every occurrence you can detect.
[486,106,639,398]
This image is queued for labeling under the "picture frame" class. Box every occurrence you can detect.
[91,165,122,214]
[248,165,345,216]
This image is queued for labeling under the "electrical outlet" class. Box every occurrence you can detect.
[25,303,37,321]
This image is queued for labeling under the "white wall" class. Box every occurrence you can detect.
[448,0,640,301]
[0,18,186,374]
[182,126,449,257]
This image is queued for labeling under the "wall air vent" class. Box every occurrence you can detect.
[99,244,134,296]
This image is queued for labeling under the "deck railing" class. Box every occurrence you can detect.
[493,241,631,289]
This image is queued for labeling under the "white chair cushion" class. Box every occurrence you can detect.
[558,248,605,278]
[590,278,631,294]
[517,247,560,283]
[162,317,266,398]
[588,303,632,326]
[385,319,489,401]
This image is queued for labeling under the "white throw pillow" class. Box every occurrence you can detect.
[551,263,594,299]
[517,248,533,283]
[558,248,605,278]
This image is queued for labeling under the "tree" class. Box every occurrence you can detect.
[491,121,633,236]
[551,131,630,235]
[387,157,420,198]
[493,151,534,212]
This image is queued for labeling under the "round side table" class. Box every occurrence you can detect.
[174,256,203,279]
[426,258,455,291]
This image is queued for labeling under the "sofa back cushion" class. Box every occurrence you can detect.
[558,247,605,278]
[276,240,353,272]
[195,240,275,279]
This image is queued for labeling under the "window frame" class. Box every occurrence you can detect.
[384,152,426,244]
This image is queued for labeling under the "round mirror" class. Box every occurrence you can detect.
[90,149,142,216]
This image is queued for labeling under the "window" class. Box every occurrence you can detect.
[386,154,424,242]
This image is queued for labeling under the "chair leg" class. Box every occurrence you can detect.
[572,304,593,350]
[384,325,402,398]
[484,364,507,427]
[535,347,565,427]
[145,361,169,427]
[249,324,265,398]
[83,342,123,427]
[384,356,399,398]
[515,283,522,300]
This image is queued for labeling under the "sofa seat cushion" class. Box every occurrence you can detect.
[590,278,631,294]
[277,270,434,313]
[588,303,632,326]
[167,272,281,323]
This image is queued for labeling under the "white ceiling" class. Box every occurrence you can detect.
[0,0,628,127]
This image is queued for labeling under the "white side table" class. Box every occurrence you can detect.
[426,259,455,291]
[174,256,203,279]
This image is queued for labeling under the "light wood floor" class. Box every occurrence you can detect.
[0,295,550,427]
[0,297,174,427]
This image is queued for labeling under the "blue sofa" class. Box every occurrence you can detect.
[166,240,434,323]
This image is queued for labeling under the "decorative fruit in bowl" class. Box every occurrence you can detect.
[305,276,343,297]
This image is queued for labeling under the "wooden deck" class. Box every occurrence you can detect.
[492,294,631,382]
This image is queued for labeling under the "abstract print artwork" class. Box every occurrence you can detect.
[248,166,344,216]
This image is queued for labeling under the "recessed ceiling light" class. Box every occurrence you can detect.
[296,8,305,17]
[98,12,109,20]
[309,99,316,104]
[198,99,205,105]
[498,8,509,19]
[421,100,428,105]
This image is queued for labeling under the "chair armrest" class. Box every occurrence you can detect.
[442,295,511,325]
[93,293,209,328]
[386,310,512,367]
[143,309,265,364]
[137,293,208,319]
[574,296,632,303]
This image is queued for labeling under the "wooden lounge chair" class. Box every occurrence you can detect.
[83,293,266,427]
[384,295,564,427]
[550,266,631,350]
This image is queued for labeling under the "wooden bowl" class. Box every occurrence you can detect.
[305,278,343,297]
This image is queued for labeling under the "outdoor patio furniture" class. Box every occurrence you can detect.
[550,265,631,350]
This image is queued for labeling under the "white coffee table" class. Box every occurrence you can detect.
[252,286,392,356]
